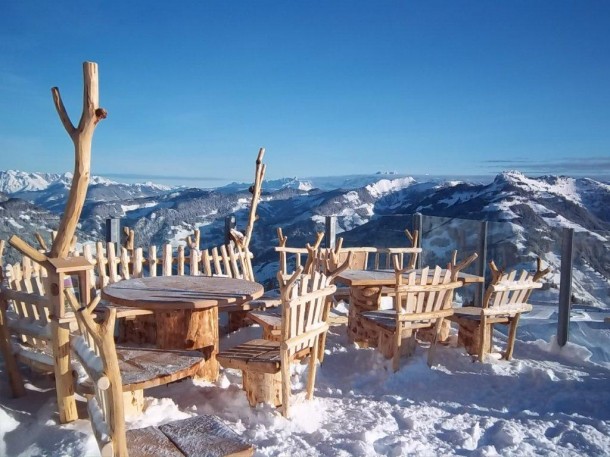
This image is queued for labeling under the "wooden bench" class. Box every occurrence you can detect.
[69,291,253,457]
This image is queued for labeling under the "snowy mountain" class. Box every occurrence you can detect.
[1,169,608,308]
[0,170,118,194]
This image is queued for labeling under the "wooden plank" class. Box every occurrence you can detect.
[126,427,184,457]
[159,415,253,457]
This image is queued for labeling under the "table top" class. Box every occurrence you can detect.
[335,269,484,287]
[102,276,265,311]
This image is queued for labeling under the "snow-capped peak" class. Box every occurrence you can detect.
[365,176,416,198]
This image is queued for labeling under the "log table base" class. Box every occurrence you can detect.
[347,285,383,347]
[242,371,282,407]
[155,308,220,381]
[457,319,493,357]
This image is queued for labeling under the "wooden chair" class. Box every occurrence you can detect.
[68,290,254,457]
[451,258,550,362]
[216,268,336,417]
[248,241,352,362]
[359,258,463,372]
[0,260,205,417]
[0,263,61,399]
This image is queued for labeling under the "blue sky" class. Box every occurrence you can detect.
[1,1,609,187]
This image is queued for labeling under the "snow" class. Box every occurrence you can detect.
[365,177,415,198]
[2,310,609,456]
[500,171,583,206]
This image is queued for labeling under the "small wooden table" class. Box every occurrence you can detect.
[335,269,484,346]
[102,276,264,380]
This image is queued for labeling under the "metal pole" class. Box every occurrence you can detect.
[325,216,336,249]
[105,218,121,251]
[557,228,574,346]
[224,215,236,245]
[476,221,488,307]
[412,213,423,268]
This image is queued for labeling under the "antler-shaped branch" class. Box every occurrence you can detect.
[186,229,201,250]
[405,229,419,247]
[488,260,504,285]
[8,235,48,265]
[325,251,353,284]
[122,228,134,252]
[303,232,327,274]
[533,257,551,282]
[278,265,304,302]
[243,148,266,249]
[448,250,479,281]
[34,233,48,251]
[277,227,287,248]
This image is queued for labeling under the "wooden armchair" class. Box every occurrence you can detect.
[217,268,336,417]
[359,258,463,372]
[68,292,253,457]
[451,258,550,362]
[0,263,62,399]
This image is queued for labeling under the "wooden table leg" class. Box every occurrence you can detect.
[123,390,144,416]
[155,307,219,381]
[347,286,383,347]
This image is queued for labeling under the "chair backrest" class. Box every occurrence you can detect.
[65,290,127,457]
[394,265,462,316]
[1,263,52,353]
[200,241,254,281]
[277,269,336,357]
[482,259,548,311]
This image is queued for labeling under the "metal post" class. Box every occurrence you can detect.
[476,221,488,307]
[224,215,236,245]
[105,218,121,250]
[557,228,574,347]
[325,216,336,249]
[412,213,423,268]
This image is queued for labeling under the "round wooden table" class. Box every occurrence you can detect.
[102,276,264,380]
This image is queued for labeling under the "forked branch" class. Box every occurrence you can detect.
[50,62,107,258]
[533,257,551,282]
[242,148,266,249]
[448,250,479,281]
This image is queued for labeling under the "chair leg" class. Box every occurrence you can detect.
[478,315,489,362]
[306,337,320,400]
[0,313,26,397]
[317,331,327,362]
[504,314,521,360]
[427,318,444,367]
[392,326,403,373]
[280,350,291,418]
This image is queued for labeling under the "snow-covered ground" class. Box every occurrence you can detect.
[1,303,609,456]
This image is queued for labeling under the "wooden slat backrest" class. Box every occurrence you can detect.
[483,268,543,310]
[394,266,462,317]
[279,269,336,357]
[200,242,255,281]
[65,290,124,457]
[372,247,421,270]
[1,263,54,349]
[275,247,308,276]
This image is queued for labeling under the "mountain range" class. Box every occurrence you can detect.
[1,169,608,308]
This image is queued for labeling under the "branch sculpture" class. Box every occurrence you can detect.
[9,61,106,262]
[50,62,106,257]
